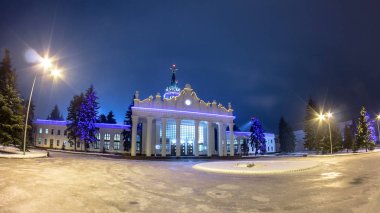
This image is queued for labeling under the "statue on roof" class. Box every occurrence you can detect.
[163,64,181,99]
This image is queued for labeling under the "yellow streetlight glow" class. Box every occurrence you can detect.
[40,57,53,70]
[326,112,333,118]
[50,68,61,78]
[318,113,325,121]
[377,114,380,120]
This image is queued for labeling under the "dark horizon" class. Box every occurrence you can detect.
[1,0,380,133]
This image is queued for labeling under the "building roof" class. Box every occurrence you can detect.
[33,119,130,130]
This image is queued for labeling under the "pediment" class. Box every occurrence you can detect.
[134,84,233,116]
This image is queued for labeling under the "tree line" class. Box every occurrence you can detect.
[64,87,138,152]
[303,98,376,153]
[278,98,377,154]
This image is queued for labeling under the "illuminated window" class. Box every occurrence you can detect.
[95,133,100,149]
[94,141,99,149]
[104,142,110,150]
[39,128,42,134]
[105,133,111,141]
[114,133,120,141]
[114,142,120,150]
[159,120,207,153]
[38,138,42,144]
[45,129,48,134]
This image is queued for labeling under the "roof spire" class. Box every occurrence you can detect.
[164,64,181,99]
[170,64,178,86]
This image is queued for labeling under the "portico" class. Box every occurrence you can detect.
[130,83,235,157]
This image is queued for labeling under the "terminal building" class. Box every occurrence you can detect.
[33,65,275,157]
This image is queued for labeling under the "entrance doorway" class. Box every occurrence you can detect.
[180,140,194,156]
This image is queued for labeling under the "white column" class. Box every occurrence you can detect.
[223,126,228,156]
[146,117,153,157]
[131,115,139,157]
[161,118,167,157]
[217,123,223,157]
[176,119,181,157]
[237,138,241,155]
[194,120,199,157]
[207,122,213,157]
[229,123,234,157]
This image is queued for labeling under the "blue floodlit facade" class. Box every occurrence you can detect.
[32,65,276,157]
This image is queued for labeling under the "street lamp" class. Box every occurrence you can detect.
[318,111,333,155]
[22,56,61,155]
[376,115,380,144]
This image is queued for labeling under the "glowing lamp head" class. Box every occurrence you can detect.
[326,112,333,118]
[50,68,61,78]
[40,57,53,70]
[318,114,325,121]
[377,114,380,120]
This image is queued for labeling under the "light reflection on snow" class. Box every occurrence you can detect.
[320,172,342,179]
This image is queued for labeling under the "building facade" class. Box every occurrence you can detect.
[33,119,276,156]
[33,65,276,157]
[33,119,131,153]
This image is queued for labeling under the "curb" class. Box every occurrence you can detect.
[47,149,120,157]
[0,152,48,159]
[192,161,320,175]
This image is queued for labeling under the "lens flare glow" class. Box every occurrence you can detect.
[40,57,53,70]
[24,49,40,63]
[50,68,61,78]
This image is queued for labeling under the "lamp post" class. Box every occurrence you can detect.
[326,112,333,155]
[22,57,60,155]
[318,112,333,155]
[376,115,380,145]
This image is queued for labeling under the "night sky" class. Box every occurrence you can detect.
[1,0,380,132]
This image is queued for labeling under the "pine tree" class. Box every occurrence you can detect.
[249,117,266,155]
[278,116,296,153]
[241,139,249,156]
[77,85,99,151]
[106,111,116,124]
[124,94,135,125]
[355,106,376,152]
[97,114,107,123]
[47,104,64,120]
[303,98,318,151]
[343,124,354,152]
[66,94,84,151]
[0,49,25,148]
[122,95,136,152]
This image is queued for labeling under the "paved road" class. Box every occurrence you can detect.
[0,152,379,213]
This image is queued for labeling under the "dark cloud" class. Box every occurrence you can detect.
[1,0,379,132]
